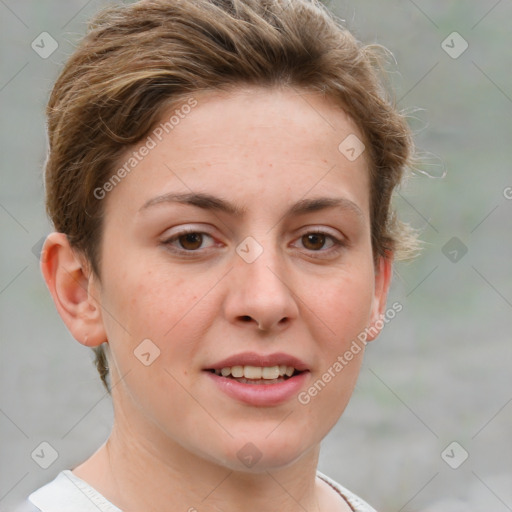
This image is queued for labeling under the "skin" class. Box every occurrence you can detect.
[42,86,392,512]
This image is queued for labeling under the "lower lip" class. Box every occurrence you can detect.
[205,371,309,407]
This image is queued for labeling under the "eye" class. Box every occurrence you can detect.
[293,229,346,257]
[162,227,345,258]
[162,229,216,253]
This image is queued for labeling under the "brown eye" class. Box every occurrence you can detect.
[163,230,217,255]
[302,233,327,251]
[298,230,347,260]
[178,233,204,250]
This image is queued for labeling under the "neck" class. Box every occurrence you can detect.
[73,416,330,512]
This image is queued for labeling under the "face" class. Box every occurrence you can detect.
[92,87,390,471]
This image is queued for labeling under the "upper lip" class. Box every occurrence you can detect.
[206,352,309,372]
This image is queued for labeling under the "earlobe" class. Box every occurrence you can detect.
[41,232,107,347]
[366,254,393,342]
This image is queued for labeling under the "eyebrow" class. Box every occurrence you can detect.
[139,192,365,221]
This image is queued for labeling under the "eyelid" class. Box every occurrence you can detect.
[295,224,344,237]
[161,224,215,239]
[294,225,347,244]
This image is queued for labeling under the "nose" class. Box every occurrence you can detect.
[222,243,299,333]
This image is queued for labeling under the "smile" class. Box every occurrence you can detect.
[204,352,310,406]
[211,365,300,382]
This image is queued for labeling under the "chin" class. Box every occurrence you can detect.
[202,429,316,474]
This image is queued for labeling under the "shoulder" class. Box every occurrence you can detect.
[25,471,122,512]
[10,500,41,512]
[316,471,378,512]
[24,469,374,512]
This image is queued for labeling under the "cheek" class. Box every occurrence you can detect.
[102,266,218,371]
[101,269,206,408]
[107,266,195,332]
[310,269,375,345]
[303,269,374,424]
[300,281,371,435]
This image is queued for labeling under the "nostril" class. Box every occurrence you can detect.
[241,315,252,322]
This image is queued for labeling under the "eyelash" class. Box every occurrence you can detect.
[162,228,347,259]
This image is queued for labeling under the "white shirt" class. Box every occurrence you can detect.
[21,470,377,512]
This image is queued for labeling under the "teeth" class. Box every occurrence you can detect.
[215,365,297,379]
[244,365,262,379]
[262,366,280,379]
[231,365,244,378]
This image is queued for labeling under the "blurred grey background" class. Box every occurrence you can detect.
[1,1,511,511]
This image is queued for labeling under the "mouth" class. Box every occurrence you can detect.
[206,365,305,385]
[203,352,310,406]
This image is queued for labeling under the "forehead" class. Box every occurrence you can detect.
[176,86,366,163]
[104,86,370,218]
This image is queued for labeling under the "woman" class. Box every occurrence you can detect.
[25,0,417,510]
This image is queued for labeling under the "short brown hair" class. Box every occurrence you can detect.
[45,0,417,390]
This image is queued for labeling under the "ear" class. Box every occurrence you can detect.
[41,232,106,347]
[366,253,393,342]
